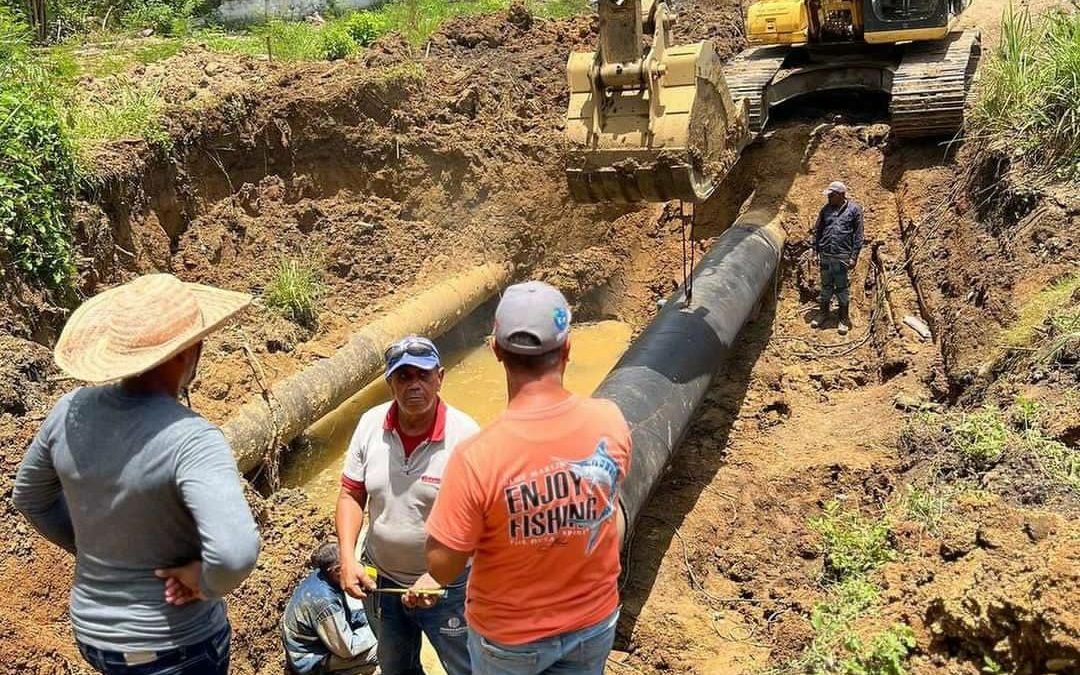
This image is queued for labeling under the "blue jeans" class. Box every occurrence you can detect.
[77,623,230,675]
[819,254,851,307]
[368,572,470,675]
[467,608,619,675]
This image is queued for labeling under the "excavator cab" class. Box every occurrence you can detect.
[564,0,751,203]
[746,0,968,45]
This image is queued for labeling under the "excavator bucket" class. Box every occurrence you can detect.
[565,39,752,204]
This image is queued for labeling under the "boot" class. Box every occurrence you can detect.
[810,301,829,329]
[837,304,851,336]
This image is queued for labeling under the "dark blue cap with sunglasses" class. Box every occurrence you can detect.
[384,336,441,378]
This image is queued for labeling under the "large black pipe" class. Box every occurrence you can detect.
[593,207,785,532]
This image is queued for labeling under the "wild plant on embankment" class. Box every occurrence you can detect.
[970,6,1080,181]
[0,8,78,290]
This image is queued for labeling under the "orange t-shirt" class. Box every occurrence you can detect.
[426,395,632,645]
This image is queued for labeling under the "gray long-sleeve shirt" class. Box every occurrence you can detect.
[13,385,260,652]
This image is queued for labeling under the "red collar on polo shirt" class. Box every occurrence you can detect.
[384,399,447,458]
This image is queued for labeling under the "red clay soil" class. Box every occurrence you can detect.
[0,1,1076,674]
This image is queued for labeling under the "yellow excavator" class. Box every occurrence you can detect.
[565,0,980,203]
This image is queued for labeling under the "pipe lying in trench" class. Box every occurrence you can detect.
[224,262,512,474]
[593,205,786,533]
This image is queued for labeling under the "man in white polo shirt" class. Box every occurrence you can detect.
[335,335,478,675]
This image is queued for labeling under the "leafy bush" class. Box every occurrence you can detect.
[266,259,322,326]
[319,23,353,60]
[970,7,1080,180]
[342,10,386,46]
[123,1,179,34]
[810,501,895,581]
[0,9,77,289]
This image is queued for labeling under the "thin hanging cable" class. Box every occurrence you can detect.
[679,201,695,307]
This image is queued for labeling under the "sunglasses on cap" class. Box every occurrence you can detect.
[383,337,439,365]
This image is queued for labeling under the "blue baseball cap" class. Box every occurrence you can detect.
[384,336,441,378]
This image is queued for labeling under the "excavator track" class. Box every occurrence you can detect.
[889,30,981,138]
[724,46,788,135]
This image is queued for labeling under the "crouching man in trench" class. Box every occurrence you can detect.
[335,335,479,675]
[13,274,260,675]
[282,541,379,674]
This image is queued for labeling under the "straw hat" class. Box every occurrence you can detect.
[55,274,251,383]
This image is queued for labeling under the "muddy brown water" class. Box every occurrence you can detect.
[281,320,634,508]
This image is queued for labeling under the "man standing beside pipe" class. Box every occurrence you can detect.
[13,274,260,675]
[335,335,479,675]
[425,281,632,675]
[811,180,864,336]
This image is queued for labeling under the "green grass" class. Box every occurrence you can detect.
[898,485,950,534]
[70,78,170,153]
[266,259,323,327]
[1002,274,1080,347]
[810,501,896,581]
[1014,399,1080,494]
[970,6,1080,180]
[1037,307,1079,367]
[376,0,507,44]
[532,0,591,18]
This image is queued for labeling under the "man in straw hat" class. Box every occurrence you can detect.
[14,273,260,675]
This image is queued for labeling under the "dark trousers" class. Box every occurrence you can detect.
[77,623,230,675]
[819,254,851,307]
[368,573,471,675]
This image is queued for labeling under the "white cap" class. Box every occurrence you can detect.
[824,181,848,196]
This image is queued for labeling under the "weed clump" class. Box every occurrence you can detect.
[898,485,949,534]
[899,400,1078,505]
[810,501,895,581]
[266,259,322,327]
[952,408,1009,464]
[773,529,914,674]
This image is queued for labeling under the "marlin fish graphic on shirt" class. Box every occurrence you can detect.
[562,438,622,554]
[501,438,623,551]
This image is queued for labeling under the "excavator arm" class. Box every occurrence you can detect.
[565,0,751,203]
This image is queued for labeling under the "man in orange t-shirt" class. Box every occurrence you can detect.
[425,281,631,675]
